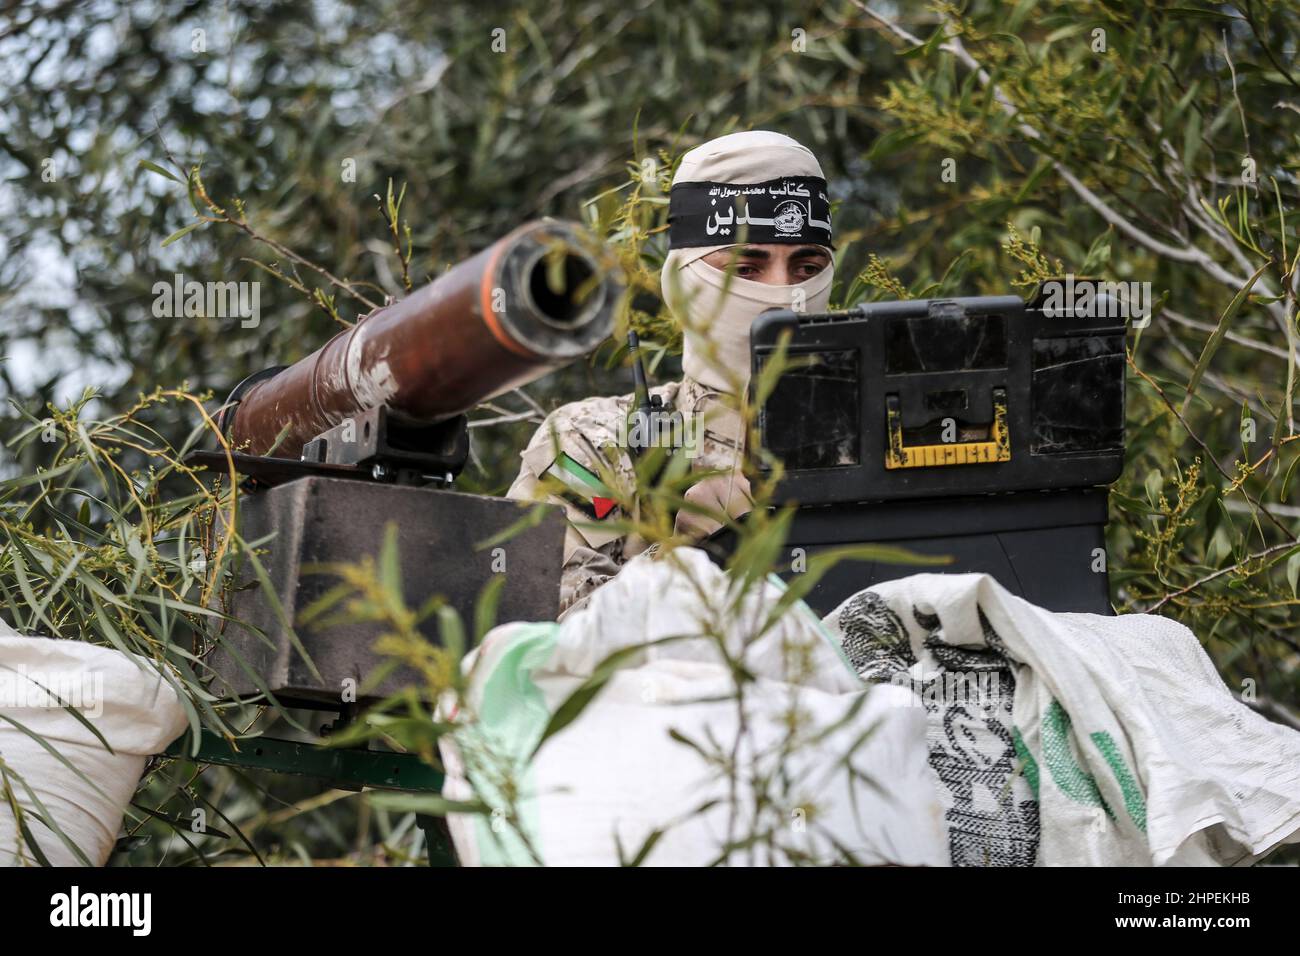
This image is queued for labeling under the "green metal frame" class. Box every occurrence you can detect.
[165,730,456,866]
[167,730,444,791]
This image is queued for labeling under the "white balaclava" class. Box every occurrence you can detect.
[662,130,835,394]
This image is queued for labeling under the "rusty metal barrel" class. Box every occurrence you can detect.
[229,219,618,455]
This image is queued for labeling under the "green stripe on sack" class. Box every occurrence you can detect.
[464,622,559,867]
[1090,730,1148,833]
[1016,704,1148,835]
[1042,699,1114,820]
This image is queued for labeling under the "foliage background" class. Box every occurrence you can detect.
[2,0,1299,863]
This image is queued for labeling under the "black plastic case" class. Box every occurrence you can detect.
[731,283,1127,616]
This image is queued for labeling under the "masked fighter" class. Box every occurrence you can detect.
[508,131,835,616]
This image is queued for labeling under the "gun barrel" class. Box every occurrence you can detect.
[229,220,617,456]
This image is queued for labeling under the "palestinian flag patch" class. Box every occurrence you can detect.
[545,452,620,520]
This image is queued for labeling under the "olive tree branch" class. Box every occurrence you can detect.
[1127,354,1292,539]
[853,2,1286,305]
[189,168,383,313]
[1144,539,1300,613]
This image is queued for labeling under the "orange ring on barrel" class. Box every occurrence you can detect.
[478,234,543,360]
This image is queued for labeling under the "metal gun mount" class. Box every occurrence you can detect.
[189,397,570,710]
[176,405,555,865]
[188,404,471,490]
[172,222,615,839]
[189,219,617,709]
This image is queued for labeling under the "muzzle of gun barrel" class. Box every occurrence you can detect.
[229,219,618,456]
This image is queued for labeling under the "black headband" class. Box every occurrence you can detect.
[668,176,833,249]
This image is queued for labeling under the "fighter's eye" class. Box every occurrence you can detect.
[734,263,761,278]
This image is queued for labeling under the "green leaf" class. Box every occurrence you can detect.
[1164,6,1242,22]
[8,540,49,633]
[17,819,54,867]
[378,522,403,597]
[1144,468,1164,506]
[1181,105,1202,170]
[621,827,665,867]
[473,574,506,645]
[1181,263,1270,415]
[865,128,923,163]
[296,580,357,629]
[1080,230,1113,275]
[1281,453,1300,502]
[137,159,182,184]
[1279,548,1300,595]
[531,636,687,757]
[765,542,949,631]
[436,604,465,663]
[160,221,203,247]
[1044,23,1087,44]
[1013,159,1054,204]
[1,760,95,865]
[1287,553,1300,598]
[236,535,324,683]
[532,643,644,755]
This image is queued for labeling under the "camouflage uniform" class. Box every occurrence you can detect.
[507,375,746,618]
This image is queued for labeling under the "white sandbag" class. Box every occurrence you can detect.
[0,623,189,866]
[830,572,1300,866]
[831,585,1038,866]
[439,547,946,866]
